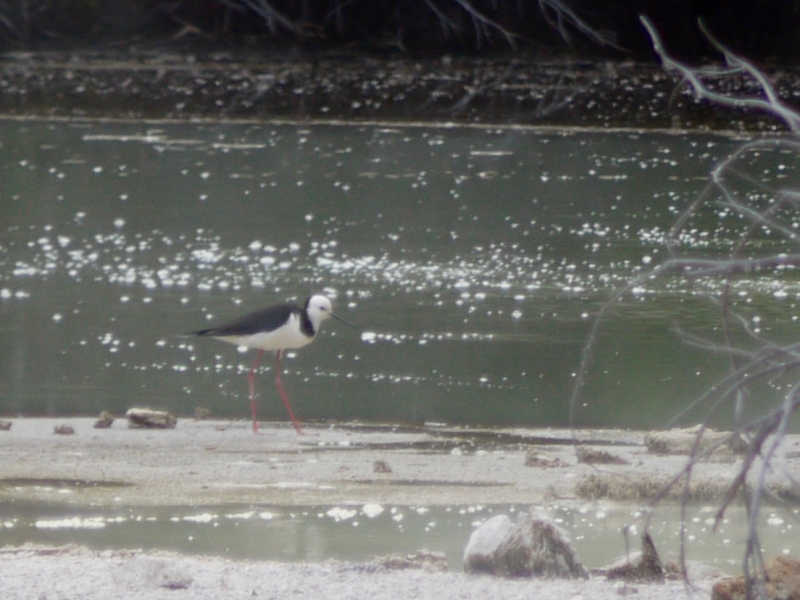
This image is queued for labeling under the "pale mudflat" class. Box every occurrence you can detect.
[0,417,793,600]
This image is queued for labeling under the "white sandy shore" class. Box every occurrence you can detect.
[0,544,711,600]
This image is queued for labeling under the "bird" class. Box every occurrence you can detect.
[191,294,354,434]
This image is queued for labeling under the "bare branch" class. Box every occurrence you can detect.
[539,0,619,48]
[574,16,800,593]
[640,16,800,132]
[424,0,463,40]
[450,0,522,49]
[235,0,297,34]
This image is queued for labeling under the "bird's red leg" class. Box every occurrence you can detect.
[248,350,265,434]
[275,349,304,435]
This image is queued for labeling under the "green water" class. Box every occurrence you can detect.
[2,120,800,430]
[0,499,796,574]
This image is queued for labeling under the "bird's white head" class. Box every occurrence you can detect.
[305,294,334,328]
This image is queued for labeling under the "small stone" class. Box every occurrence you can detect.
[54,425,75,435]
[0,420,11,431]
[373,460,393,473]
[94,411,115,428]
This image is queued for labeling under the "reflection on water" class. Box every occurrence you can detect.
[0,499,796,573]
[2,120,800,429]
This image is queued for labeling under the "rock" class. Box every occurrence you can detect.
[373,460,393,473]
[94,411,115,428]
[464,509,588,579]
[464,515,514,573]
[599,533,664,582]
[54,425,75,435]
[644,425,747,458]
[0,420,11,431]
[126,408,177,429]
[524,448,568,468]
[576,445,629,465]
[712,556,800,600]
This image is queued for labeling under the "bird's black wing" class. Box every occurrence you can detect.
[192,303,299,337]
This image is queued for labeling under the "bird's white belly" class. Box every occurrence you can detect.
[214,315,313,351]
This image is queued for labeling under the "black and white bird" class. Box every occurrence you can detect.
[191,294,354,434]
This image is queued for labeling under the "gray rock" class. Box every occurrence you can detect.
[463,515,514,573]
[464,509,588,579]
[126,408,177,429]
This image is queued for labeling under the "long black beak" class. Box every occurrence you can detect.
[332,313,357,329]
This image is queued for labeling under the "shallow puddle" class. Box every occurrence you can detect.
[0,500,796,573]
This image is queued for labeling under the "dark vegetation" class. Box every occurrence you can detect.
[1,0,800,61]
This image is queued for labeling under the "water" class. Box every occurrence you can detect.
[1,499,796,573]
[2,120,800,430]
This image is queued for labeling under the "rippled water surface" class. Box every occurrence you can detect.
[3,120,800,429]
[1,499,796,573]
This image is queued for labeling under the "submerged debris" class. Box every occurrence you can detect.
[126,408,177,429]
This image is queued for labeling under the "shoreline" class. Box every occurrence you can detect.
[1,50,797,132]
[0,111,779,138]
